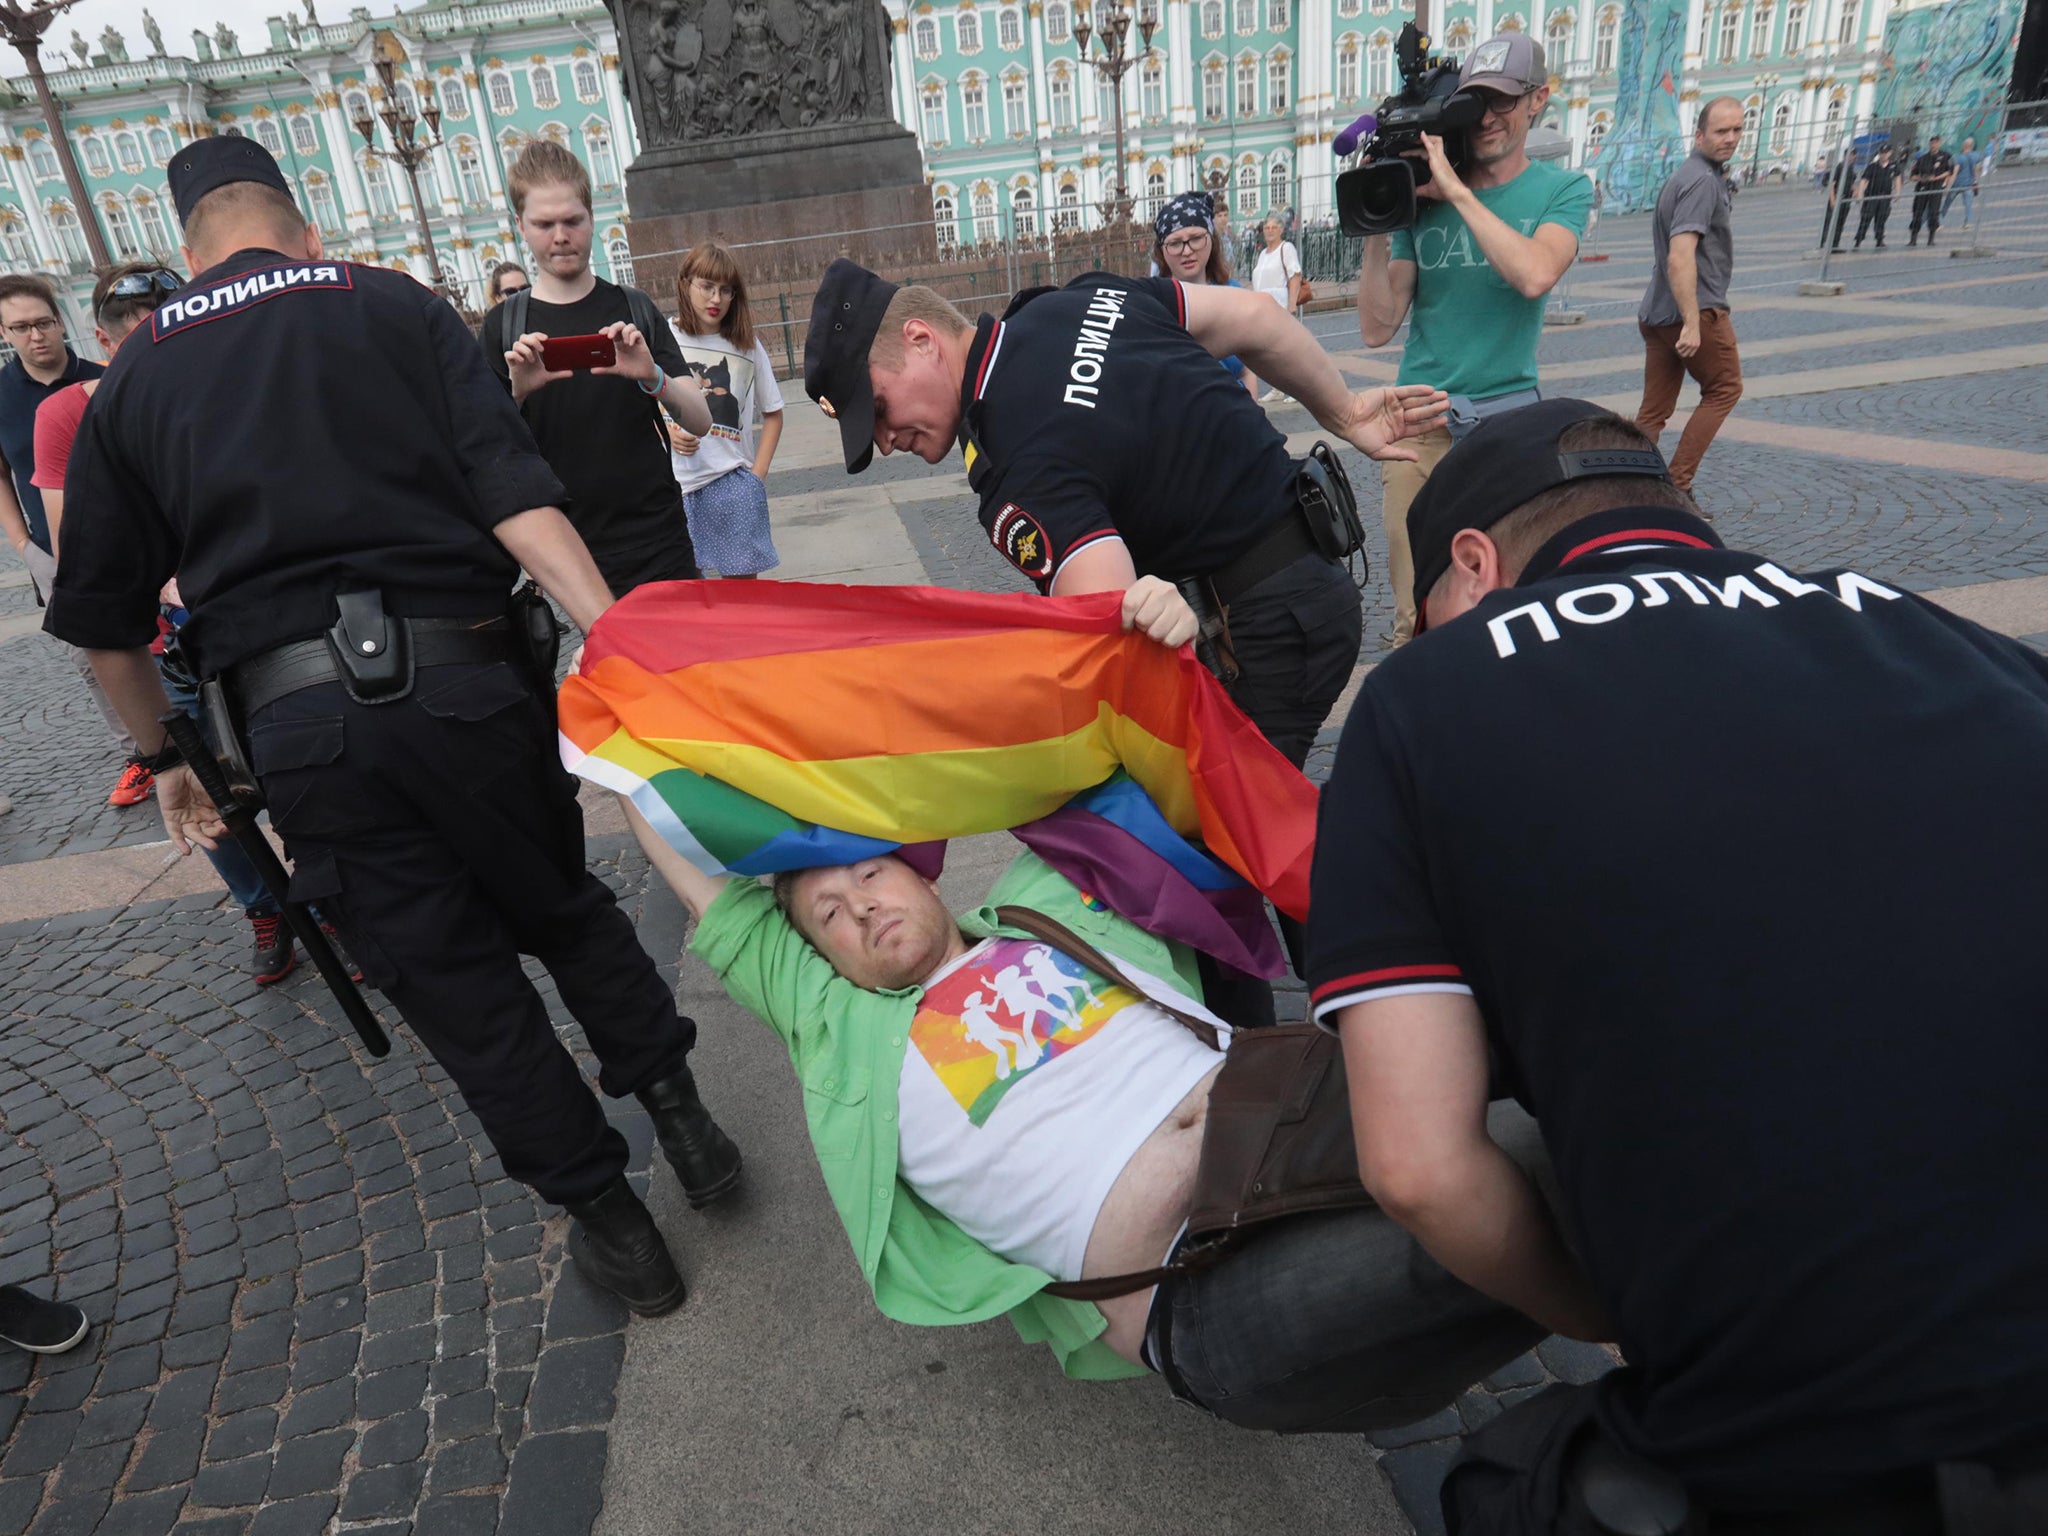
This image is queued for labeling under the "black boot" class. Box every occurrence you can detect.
[636,1069,743,1209]
[563,1176,687,1316]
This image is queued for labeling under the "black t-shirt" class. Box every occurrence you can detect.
[1912,149,1954,187]
[0,350,101,551]
[47,249,559,677]
[957,273,1297,590]
[1307,507,2048,1509]
[1861,158,1897,196]
[481,277,686,559]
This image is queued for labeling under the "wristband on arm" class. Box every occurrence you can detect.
[638,364,667,397]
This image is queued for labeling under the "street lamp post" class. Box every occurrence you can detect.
[1750,74,1780,182]
[0,0,111,269]
[1071,0,1157,227]
[350,41,455,302]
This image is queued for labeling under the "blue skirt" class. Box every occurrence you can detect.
[682,467,778,576]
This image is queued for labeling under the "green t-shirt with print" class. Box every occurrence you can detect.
[1390,159,1593,399]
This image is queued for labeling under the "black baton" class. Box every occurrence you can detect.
[159,710,392,1057]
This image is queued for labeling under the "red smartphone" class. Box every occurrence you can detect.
[539,333,616,372]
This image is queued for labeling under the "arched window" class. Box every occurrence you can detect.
[1234,0,1257,33]
[1547,12,1572,63]
[1594,10,1618,70]
[1268,156,1289,210]
[1719,4,1739,60]
[962,74,989,138]
[457,141,488,203]
[254,118,285,156]
[1783,0,1806,52]
[1368,32,1393,94]
[114,132,143,173]
[1002,72,1029,134]
[921,82,948,142]
[363,157,399,219]
[290,114,319,154]
[49,204,87,266]
[606,234,633,285]
[1267,0,1289,27]
[1050,68,1075,132]
[1498,12,1524,30]
[488,71,517,114]
[1770,98,1793,152]
[1750,5,1773,56]
[28,138,59,180]
[1588,114,1609,152]
[1697,3,1714,54]
[957,8,982,52]
[306,174,341,232]
[587,127,618,185]
[1338,37,1361,100]
[1837,1,1858,45]
[1012,182,1036,236]
[1235,55,1257,116]
[914,16,940,57]
[531,66,559,110]
[1202,58,1225,118]
[1741,102,1759,149]
[1056,178,1080,232]
[972,183,999,241]
[1202,0,1225,36]
[1370,0,1394,13]
[1823,94,1843,141]
[1145,167,1167,219]
[574,58,601,100]
[1141,56,1164,118]
[135,195,171,255]
[1,215,34,267]
[1338,0,1362,13]
[101,196,141,259]
[415,156,443,210]
[1267,51,1289,112]
[1045,1,1069,42]
[1445,21,1472,50]
[1095,72,1116,126]
[81,136,110,177]
[1235,159,1258,216]
[933,190,959,248]
[345,88,372,123]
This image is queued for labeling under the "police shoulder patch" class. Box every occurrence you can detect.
[991,503,1054,580]
[151,262,354,341]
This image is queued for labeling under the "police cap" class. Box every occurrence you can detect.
[804,258,900,474]
[168,134,294,225]
[1407,398,1673,619]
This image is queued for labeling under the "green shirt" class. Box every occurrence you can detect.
[1390,159,1593,399]
[689,851,1207,1381]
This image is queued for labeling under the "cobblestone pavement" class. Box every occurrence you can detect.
[0,838,687,1536]
[4,175,2045,1536]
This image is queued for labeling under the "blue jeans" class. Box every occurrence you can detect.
[1151,1102,1555,1433]
[159,663,277,917]
[1942,184,1975,223]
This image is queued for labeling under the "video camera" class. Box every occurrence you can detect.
[1334,23,1485,237]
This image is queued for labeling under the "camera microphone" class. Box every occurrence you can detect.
[1334,112,1379,158]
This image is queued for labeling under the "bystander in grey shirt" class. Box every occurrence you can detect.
[1639,148,1735,327]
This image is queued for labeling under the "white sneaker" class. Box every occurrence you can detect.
[1266,391,1293,405]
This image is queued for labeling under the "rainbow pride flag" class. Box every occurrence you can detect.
[557,581,1317,921]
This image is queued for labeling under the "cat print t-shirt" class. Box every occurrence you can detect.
[894,936,1227,1280]
[666,325,785,495]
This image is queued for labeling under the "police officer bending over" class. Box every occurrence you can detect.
[43,136,741,1318]
[1307,398,2048,1533]
[803,260,1447,769]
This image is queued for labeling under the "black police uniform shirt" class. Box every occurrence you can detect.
[1912,147,1954,188]
[0,347,102,552]
[1306,507,2048,1508]
[480,279,688,561]
[1860,156,1897,197]
[46,248,564,680]
[957,273,1297,590]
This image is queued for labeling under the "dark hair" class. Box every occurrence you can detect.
[0,272,60,318]
[1488,417,1697,580]
[90,261,176,334]
[487,260,529,302]
[1151,227,1232,285]
[675,239,756,350]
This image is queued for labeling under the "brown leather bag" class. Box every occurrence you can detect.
[993,906,1370,1303]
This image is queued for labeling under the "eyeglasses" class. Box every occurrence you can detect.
[2,317,61,338]
[1161,232,1211,257]
[1475,88,1535,119]
[107,269,181,301]
[688,277,736,301]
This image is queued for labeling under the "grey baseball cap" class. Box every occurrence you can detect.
[1460,33,1547,93]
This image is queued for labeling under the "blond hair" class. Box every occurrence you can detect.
[867,285,970,371]
[507,139,591,218]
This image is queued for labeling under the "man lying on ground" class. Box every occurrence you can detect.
[624,577,1553,1432]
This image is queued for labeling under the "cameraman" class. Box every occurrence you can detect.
[1355,33,1591,645]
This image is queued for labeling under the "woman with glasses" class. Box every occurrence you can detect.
[1152,192,1258,400]
[486,260,530,305]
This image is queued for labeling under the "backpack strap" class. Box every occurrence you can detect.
[622,284,668,349]
[504,286,529,346]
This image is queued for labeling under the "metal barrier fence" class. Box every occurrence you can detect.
[1806,163,2048,294]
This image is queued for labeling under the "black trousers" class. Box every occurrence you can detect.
[1825,199,1852,249]
[1855,197,1891,246]
[1909,188,1942,241]
[249,659,695,1204]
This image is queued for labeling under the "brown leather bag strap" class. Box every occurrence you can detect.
[1040,1235,1235,1301]
[992,906,1220,1051]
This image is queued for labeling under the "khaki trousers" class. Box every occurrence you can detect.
[1635,307,1743,494]
[1378,425,1456,645]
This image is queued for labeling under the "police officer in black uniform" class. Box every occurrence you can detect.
[1307,399,2048,1532]
[44,136,741,1317]
[801,259,1448,769]
[1907,133,1956,246]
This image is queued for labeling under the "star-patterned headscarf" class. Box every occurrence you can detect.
[1153,190,1216,245]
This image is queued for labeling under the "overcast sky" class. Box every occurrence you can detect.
[21,0,410,72]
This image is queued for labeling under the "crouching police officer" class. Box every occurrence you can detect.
[802,259,1448,768]
[43,136,741,1317]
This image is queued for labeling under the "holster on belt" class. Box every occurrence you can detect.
[198,673,264,810]
[1175,577,1240,685]
[510,579,563,690]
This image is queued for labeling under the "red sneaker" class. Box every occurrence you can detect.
[108,760,155,807]
[250,912,295,985]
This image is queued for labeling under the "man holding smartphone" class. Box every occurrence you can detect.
[481,141,712,596]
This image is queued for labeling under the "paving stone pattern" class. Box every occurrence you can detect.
[0,835,682,1536]
[0,635,163,870]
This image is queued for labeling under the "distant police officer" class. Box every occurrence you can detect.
[1308,399,2048,1532]
[43,136,740,1317]
[802,260,1448,769]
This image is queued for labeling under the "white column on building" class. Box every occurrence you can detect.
[893,4,922,141]
[1028,0,1062,213]
[307,68,374,241]
[1166,0,1195,188]
[2,142,64,275]
[1681,0,1708,118]
[1850,0,1878,137]
[455,48,514,252]
[1789,0,1840,171]
[1296,0,1331,216]
[1566,4,1598,165]
[1478,0,1497,43]
[593,24,639,162]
